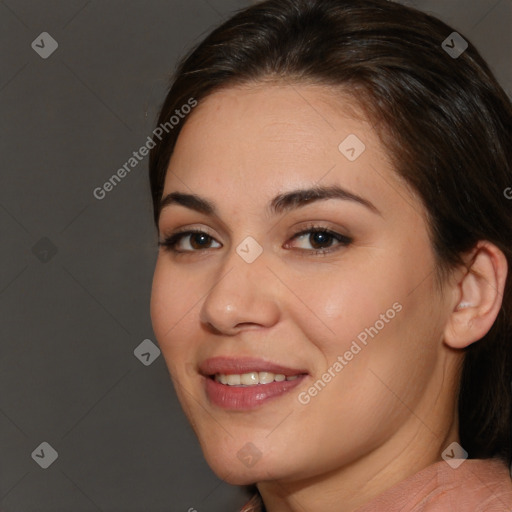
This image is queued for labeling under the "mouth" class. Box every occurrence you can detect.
[213,371,302,385]
[199,356,309,410]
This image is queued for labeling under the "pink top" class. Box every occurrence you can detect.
[240,458,512,512]
[355,458,512,511]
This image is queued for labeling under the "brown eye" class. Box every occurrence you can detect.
[308,231,336,249]
[189,232,214,249]
[287,227,352,254]
[158,230,221,253]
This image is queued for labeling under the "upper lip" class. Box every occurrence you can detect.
[199,356,308,377]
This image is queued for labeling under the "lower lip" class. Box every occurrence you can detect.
[204,375,307,410]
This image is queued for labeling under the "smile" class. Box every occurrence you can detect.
[198,356,309,410]
[214,371,301,386]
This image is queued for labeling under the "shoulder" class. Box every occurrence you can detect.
[356,458,512,512]
[423,458,512,512]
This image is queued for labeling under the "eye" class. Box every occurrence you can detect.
[158,229,221,253]
[286,225,352,254]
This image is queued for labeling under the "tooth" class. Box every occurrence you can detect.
[258,371,275,384]
[226,374,241,385]
[215,372,300,385]
[241,372,259,385]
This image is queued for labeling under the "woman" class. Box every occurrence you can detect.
[148,0,512,510]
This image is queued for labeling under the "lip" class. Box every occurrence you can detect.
[199,356,309,411]
[199,356,308,377]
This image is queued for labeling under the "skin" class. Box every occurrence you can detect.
[150,83,507,512]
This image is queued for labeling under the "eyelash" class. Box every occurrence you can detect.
[158,223,353,256]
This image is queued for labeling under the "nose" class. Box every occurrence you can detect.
[199,244,281,335]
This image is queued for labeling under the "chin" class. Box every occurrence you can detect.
[201,445,297,486]
[204,457,263,485]
[219,469,260,486]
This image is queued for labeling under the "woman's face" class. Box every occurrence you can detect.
[150,84,458,485]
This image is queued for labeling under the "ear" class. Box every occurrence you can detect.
[444,241,508,349]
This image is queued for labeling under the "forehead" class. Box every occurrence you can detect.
[170,83,375,164]
[162,83,416,219]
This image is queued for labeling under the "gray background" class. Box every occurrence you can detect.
[1,0,511,511]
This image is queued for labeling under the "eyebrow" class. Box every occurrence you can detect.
[159,184,381,219]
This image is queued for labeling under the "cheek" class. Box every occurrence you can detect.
[293,263,404,358]
[310,261,439,414]
[150,259,175,339]
[150,262,203,414]
[150,258,198,362]
[294,247,437,403]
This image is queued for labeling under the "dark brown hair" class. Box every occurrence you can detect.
[149,0,512,473]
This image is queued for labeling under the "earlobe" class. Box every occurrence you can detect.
[444,241,508,350]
